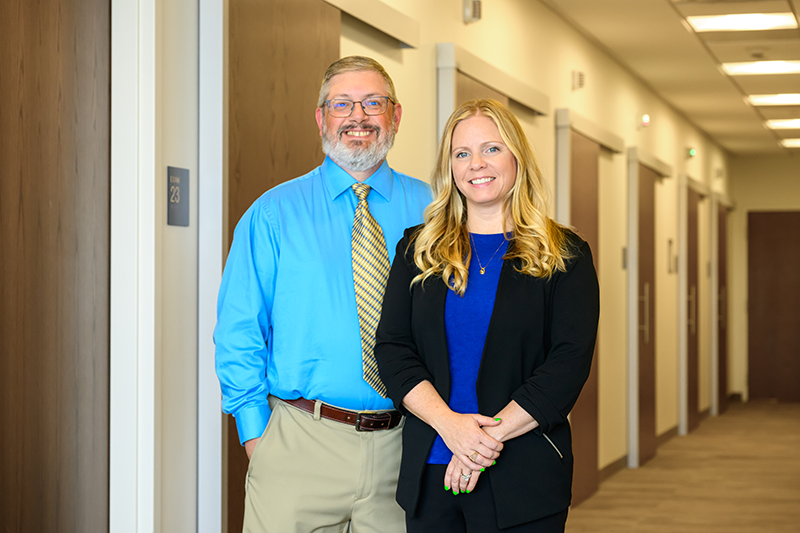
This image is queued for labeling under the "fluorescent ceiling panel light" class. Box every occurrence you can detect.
[748,94,800,106]
[687,13,797,32]
[722,61,800,75]
[767,119,800,129]
[781,139,800,147]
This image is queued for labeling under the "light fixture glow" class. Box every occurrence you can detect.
[687,13,797,32]
[687,148,697,158]
[748,94,800,106]
[641,114,651,127]
[781,139,800,148]
[722,60,800,75]
[767,119,800,129]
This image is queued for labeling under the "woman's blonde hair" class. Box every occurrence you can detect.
[411,99,573,295]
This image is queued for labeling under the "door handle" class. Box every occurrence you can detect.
[688,285,697,336]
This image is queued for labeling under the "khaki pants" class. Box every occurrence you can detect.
[243,396,405,533]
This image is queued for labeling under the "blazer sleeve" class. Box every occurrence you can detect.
[510,239,600,435]
[375,227,435,414]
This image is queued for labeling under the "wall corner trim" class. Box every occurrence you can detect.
[437,43,551,117]
[628,147,672,178]
[556,108,624,153]
[323,0,420,48]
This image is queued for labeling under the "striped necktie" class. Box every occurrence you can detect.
[351,183,389,398]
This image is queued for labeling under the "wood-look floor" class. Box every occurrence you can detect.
[566,401,800,533]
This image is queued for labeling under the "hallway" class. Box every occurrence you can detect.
[566,402,800,533]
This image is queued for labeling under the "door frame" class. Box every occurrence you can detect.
[554,109,624,224]
[197,0,226,531]
[626,148,671,468]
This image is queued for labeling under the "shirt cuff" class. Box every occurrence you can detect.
[235,403,272,445]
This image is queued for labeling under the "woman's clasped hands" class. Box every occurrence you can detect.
[434,412,504,494]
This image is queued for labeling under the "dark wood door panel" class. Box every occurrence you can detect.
[0,0,110,531]
[568,131,599,506]
[638,164,657,466]
[718,205,729,414]
[748,212,800,403]
[687,189,700,432]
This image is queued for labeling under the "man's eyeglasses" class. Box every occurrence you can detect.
[323,96,393,118]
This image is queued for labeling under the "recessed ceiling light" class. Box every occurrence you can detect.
[781,139,800,148]
[748,94,800,106]
[722,61,800,75]
[767,119,800,129]
[687,13,797,32]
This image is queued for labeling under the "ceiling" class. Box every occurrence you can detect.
[539,0,800,155]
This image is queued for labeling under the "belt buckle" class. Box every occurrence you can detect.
[355,412,392,432]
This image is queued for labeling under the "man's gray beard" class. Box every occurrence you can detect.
[321,119,396,173]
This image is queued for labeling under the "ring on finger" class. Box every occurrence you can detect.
[460,472,472,481]
[468,451,479,463]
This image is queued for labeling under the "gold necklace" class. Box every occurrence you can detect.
[470,233,507,275]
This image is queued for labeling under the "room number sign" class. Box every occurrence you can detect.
[167,166,189,227]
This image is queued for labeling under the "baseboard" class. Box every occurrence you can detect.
[657,426,678,447]
[598,456,627,484]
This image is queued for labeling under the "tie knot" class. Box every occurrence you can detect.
[352,183,371,202]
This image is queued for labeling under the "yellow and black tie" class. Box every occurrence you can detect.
[351,183,390,398]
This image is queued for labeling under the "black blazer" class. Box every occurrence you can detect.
[375,226,599,529]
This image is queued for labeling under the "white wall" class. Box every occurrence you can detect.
[159,0,199,530]
[727,154,800,400]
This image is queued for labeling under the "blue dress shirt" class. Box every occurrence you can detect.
[215,156,432,444]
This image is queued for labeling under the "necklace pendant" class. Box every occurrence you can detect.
[480,267,486,275]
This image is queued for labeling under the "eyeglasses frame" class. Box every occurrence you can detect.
[323,96,394,118]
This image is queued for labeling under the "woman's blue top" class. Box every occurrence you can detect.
[427,232,509,464]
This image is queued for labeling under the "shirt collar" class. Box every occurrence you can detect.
[321,156,394,202]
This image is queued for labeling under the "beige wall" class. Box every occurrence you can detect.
[158,0,199,530]
[341,0,732,469]
[728,155,800,400]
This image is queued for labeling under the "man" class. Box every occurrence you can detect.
[214,56,431,533]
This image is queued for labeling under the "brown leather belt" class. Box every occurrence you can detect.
[281,397,402,432]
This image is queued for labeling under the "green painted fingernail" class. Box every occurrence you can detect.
[481,468,485,472]
[493,461,496,465]
[453,489,458,495]
[445,485,449,491]
[495,418,502,421]
[466,489,471,493]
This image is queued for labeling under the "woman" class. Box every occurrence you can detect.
[375,99,599,532]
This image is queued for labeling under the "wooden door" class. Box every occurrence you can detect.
[747,212,800,402]
[687,189,700,431]
[568,131,600,506]
[227,1,340,531]
[717,206,729,414]
[0,0,110,530]
[638,165,657,465]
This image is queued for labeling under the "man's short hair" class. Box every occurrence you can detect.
[317,56,399,108]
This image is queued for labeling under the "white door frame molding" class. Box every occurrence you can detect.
[197,0,226,531]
